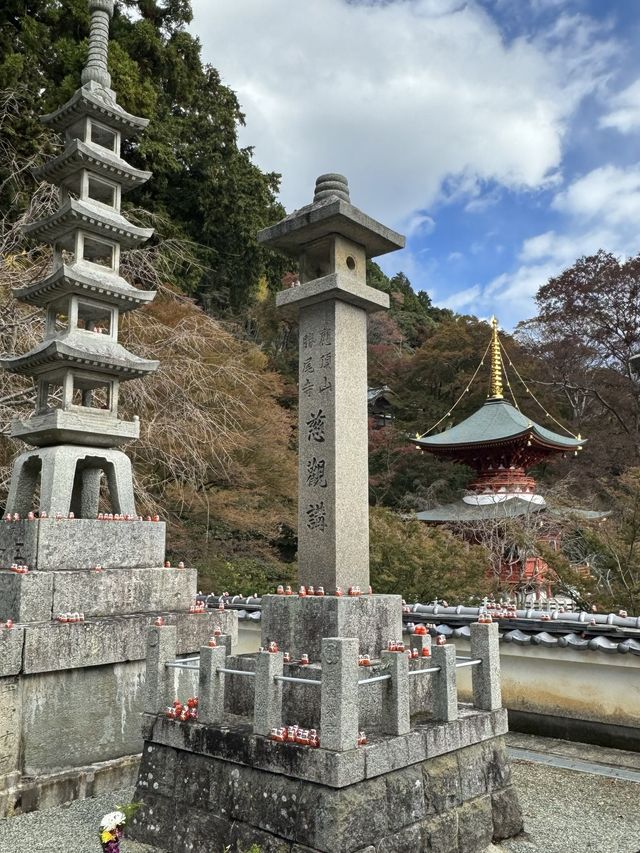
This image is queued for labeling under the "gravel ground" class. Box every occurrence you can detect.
[499,760,640,853]
[0,760,639,853]
[0,788,162,853]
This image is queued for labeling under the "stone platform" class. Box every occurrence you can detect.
[131,710,521,852]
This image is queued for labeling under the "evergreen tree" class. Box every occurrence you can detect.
[0,0,286,311]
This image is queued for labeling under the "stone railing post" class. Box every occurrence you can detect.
[320,637,359,751]
[380,649,410,735]
[253,650,283,736]
[198,643,227,725]
[431,644,458,722]
[144,624,177,714]
[470,622,502,711]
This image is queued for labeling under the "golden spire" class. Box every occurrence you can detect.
[488,316,503,399]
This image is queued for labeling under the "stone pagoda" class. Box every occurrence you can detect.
[2,0,158,520]
[130,176,523,853]
[0,1,236,817]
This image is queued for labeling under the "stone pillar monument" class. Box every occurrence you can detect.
[0,1,237,817]
[130,174,523,853]
[257,174,405,658]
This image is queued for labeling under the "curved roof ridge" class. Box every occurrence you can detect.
[416,398,582,450]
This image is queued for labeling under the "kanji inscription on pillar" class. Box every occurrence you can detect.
[296,299,370,591]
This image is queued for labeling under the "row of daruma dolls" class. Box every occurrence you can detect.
[276,584,372,597]
[269,724,368,748]
[2,512,161,521]
[255,634,443,666]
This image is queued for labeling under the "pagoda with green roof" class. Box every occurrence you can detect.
[413,318,584,522]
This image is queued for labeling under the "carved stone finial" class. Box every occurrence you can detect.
[313,173,350,204]
[81,0,115,88]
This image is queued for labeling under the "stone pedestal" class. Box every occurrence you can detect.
[0,518,238,816]
[261,593,402,660]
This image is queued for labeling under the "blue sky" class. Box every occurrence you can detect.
[192,0,640,328]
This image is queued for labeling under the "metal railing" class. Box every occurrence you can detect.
[274,674,321,686]
[147,623,501,744]
[165,660,200,671]
[216,667,255,678]
[358,673,392,686]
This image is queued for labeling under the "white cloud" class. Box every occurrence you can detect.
[406,213,436,236]
[446,163,640,326]
[552,163,640,224]
[441,284,482,311]
[191,0,615,227]
[600,79,640,133]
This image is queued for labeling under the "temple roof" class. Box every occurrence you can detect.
[23,197,153,250]
[415,399,583,453]
[415,498,609,523]
[13,263,156,312]
[33,139,151,192]
[0,333,159,379]
[415,497,545,522]
[41,84,148,135]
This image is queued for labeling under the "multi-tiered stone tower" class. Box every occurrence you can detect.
[3,0,157,520]
[0,1,236,817]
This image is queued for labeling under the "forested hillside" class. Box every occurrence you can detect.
[2,1,640,610]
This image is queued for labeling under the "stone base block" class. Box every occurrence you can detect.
[261,593,402,660]
[21,609,237,674]
[0,627,25,677]
[0,570,54,622]
[0,565,199,622]
[139,706,508,789]
[130,716,522,853]
[0,518,165,571]
[51,566,197,617]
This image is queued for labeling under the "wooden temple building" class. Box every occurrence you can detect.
[411,318,602,597]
